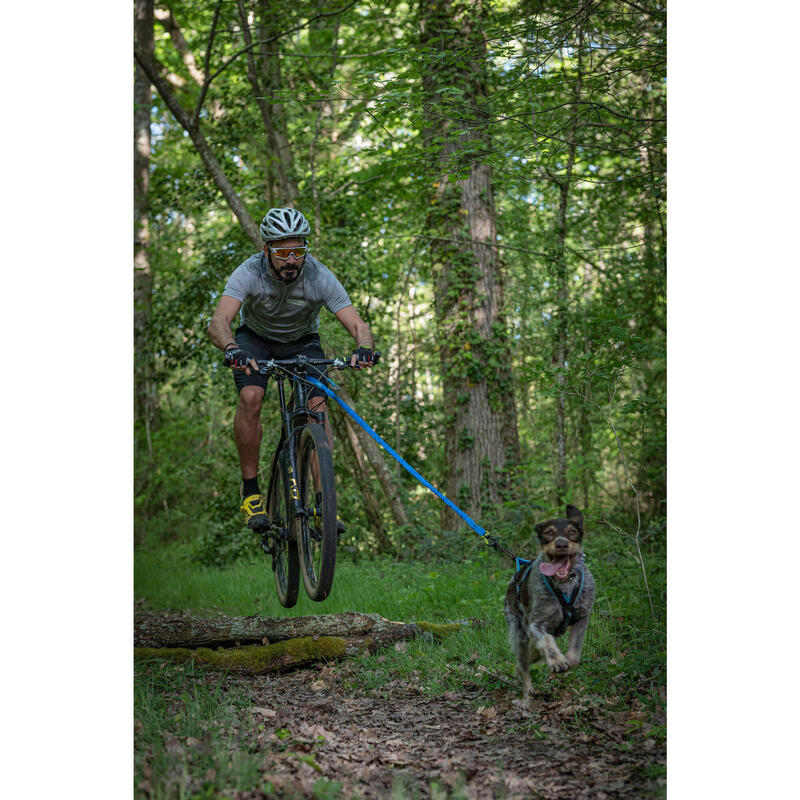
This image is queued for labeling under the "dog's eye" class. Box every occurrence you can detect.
[568,529,580,540]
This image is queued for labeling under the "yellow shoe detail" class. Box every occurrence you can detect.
[241,493,268,529]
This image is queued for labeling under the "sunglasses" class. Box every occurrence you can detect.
[269,246,307,260]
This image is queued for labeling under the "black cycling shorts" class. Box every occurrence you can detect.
[231,326,327,401]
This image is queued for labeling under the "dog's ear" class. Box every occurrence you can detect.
[565,505,583,529]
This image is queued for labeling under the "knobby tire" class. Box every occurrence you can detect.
[296,423,337,601]
[267,449,299,608]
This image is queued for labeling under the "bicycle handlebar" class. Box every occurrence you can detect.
[249,351,381,373]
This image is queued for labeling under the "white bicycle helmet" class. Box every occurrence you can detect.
[259,207,311,242]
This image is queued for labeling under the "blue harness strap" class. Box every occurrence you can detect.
[539,558,586,634]
[515,557,532,574]
[306,375,491,540]
[514,557,534,595]
[514,556,585,632]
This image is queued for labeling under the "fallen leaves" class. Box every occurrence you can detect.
[137,662,664,800]
[249,706,277,719]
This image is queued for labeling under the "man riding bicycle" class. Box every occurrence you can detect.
[208,207,375,531]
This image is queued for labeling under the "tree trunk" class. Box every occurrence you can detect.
[134,0,155,468]
[134,611,480,648]
[257,0,299,207]
[329,410,394,553]
[419,0,520,527]
[552,25,585,506]
[238,0,299,207]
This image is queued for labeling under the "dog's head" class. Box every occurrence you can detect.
[535,505,584,581]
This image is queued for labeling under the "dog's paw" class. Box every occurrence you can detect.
[565,651,581,668]
[545,650,570,673]
[513,696,534,713]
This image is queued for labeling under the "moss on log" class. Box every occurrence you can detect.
[134,636,349,674]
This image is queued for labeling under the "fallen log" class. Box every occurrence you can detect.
[134,611,476,649]
[134,613,485,674]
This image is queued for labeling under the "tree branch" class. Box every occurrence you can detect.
[154,5,204,84]
[195,0,358,111]
[191,0,224,125]
[134,44,261,247]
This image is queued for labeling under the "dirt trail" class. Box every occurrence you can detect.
[220,663,665,799]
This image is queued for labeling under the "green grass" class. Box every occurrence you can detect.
[134,660,265,799]
[135,542,664,704]
[135,547,508,620]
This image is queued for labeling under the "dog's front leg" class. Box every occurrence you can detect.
[529,623,570,673]
[565,614,590,667]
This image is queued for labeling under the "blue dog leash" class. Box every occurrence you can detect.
[307,376,491,537]
[306,374,530,566]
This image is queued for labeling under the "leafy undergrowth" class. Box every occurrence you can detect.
[135,547,665,797]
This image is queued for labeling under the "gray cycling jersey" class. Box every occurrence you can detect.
[222,252,352,343]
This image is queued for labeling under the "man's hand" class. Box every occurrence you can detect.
[224,345,259,374]
[350,346,375,369]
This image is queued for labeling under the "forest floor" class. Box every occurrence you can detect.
[137,655,665,799]
[134,551,666,798]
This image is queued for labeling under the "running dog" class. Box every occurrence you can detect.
[504,505,595,708]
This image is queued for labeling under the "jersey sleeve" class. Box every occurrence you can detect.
[321,272,352,314]
[222,263,253,302]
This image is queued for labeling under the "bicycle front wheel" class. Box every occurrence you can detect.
[296,423,337,601]
[267,451,299,608]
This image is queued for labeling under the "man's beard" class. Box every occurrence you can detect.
[270,258,301,284]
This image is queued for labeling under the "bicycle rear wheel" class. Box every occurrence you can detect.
[267,450,299,608]
[296,423,337,601]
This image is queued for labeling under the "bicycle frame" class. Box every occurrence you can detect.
[232,351,379,604]
[272,367,322,523]
[261,354,346,549]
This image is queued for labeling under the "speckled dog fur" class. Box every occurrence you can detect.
[504,505,595,708]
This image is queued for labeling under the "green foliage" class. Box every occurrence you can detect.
[136,0,665,559]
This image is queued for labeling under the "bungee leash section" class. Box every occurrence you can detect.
[306,375,522,565]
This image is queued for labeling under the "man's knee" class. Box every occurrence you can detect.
[237,386,265,416]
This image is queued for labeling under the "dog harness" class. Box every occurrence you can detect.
[516,556,586,637]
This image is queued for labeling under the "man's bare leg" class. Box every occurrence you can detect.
[235,386,265,481]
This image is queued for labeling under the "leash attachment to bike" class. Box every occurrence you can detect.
[305,374,524,567]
